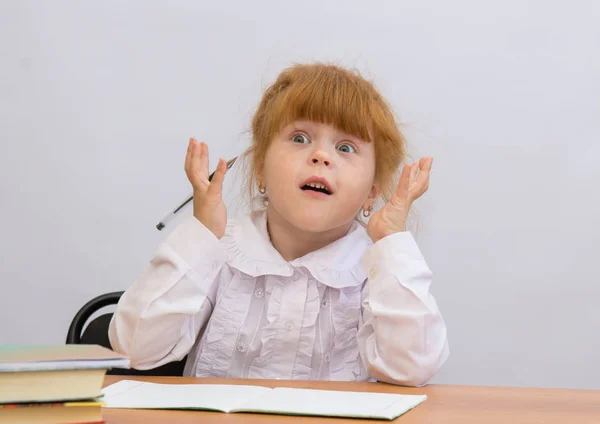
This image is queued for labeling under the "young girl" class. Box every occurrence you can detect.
[109,63,449,386]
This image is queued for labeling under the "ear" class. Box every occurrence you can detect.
[362,182,380,210]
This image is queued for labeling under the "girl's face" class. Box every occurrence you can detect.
[261,120,378,234]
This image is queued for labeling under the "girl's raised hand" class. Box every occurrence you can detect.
[184,138,228,239]
[367,157,433,243]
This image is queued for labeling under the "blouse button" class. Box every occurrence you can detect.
[285,321,295,331]
[253,287,265,298]
[321,297,329,308]
[236,342,247,353]
[324,353,332,363]
[292,271,300,281]
[368,267,378,279]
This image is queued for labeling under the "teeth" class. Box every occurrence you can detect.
[308,183,326,190]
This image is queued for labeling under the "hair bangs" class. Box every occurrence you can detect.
[270,66,374,143]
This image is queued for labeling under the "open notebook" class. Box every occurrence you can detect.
[102,380,426,420]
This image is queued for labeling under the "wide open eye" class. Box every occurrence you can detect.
[292,134,310,144]
[337,143,356,153]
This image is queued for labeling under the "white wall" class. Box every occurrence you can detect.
[1,0,598,390]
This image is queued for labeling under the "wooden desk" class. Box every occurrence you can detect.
[102,376,600,423]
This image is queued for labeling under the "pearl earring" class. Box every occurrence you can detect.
[363,206,373,218]
[259,185,266,195]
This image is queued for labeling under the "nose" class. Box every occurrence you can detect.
[310,148,331,167]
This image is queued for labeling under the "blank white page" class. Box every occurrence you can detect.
[235,387,427,420]
[101,380,272,412]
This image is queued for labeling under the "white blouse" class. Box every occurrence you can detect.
[109,210,449,386]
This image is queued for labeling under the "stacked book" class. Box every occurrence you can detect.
[0,345,129,424]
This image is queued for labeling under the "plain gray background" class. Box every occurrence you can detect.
[1,1,599,389]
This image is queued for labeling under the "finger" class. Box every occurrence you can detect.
[393,163,412,202]
[188,139,209,189]
[208,158,227,197]
[198,141,209,181]
[419,156,433,172]
[411,157,433,198]
[184,138,195,181]
[409,161,419,182]
[185,138,192,168]
[415,157,433,187]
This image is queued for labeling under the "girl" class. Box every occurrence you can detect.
[109,63,449,386]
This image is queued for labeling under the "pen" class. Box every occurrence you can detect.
[156,156,238,231]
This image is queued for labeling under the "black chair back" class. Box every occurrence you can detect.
[66,291,187,376]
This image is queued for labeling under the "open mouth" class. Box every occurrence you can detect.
[301,182,332,195]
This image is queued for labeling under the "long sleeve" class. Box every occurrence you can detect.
[357,232,449,386]
[108,216,227,370]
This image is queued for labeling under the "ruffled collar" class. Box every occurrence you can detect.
[221,209,370,288]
